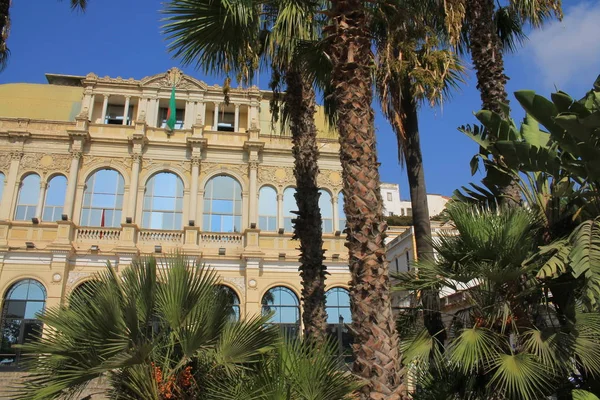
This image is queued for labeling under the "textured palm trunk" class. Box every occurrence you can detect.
[0,0,10,68]
[400,83,447,346]
[325,1,404,398]
[284,67,328,344]
[467,0,521,206]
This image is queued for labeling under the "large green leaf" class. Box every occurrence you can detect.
[488,352,552,400]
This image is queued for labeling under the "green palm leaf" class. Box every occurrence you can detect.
[488,352,552,400]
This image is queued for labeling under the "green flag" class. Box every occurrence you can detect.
[166,86,177,131]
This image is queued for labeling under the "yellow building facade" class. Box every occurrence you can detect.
[0,68,352,368]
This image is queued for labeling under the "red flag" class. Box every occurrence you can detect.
[100,209,105,239]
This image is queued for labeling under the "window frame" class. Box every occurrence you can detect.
[14,174,41,221]
[141,172,185,230]
[80,169,125,228]
[202,175,243,233]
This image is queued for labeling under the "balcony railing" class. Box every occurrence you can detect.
[138,230,184,243]
[76,227,121,241]
[200,232,243,245]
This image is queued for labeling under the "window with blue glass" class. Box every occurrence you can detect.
[325,287,353,362]
[262,286,300,337]
[282,187,297,232]
[0,279,46,367]
[258,186,277,231]
[338,192,346,232]
[14,174,40,221]
[202,175,242,232]
[42,175,67,222]
[142,172,184,230]
[80,169,124,227]
[216,285,240,321]
[319,189,333,233]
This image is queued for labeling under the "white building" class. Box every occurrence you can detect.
[381,183,449,218]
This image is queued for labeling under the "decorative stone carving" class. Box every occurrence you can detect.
[10,151,23,161]
[67,271,91,286]
[140,67,208,91]
[317,170,343,192]
[201,162,249,182]
[0,153,11,171]
[84,155,131,173]
[18,153,72,175]
[257,166,294,189]
[223,276,246,296]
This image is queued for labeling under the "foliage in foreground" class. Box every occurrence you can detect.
[396,203,600,399]
[17,256,359,399]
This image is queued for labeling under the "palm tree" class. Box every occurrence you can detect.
[17,256,278,399]
[396,203,600,399]
[373,0,464,345]
[323,0,405,397]
[0,0,89,72]
[207,337,362,399]
[163,0,329,343]
[444,0,562,205]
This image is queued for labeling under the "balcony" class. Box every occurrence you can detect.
[0,222,348,262]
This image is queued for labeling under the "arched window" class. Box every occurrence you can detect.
[69,280,97,307]
[262,286,299,337]
[216,285,240,321]
[338,192,346,232]
[203,175,242,232]
[258,186,277,231]
[320,190,333,233]
[0,279,46,366]
[14,174,41,221]
[0,172,5,204]
[282,188,296,232]
[81,169,125,227]
[142,172,184,230]
[43,175,67,222]
[325,287,353,361]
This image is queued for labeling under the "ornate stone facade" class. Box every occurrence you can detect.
[0,69,351,335]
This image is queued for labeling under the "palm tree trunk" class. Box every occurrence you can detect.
[0,0,10,70]
[467,0,521,206]
[284,67,328,344]
[400,82,447,346]
[325,1,404,398]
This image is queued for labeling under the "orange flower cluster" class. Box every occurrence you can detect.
[151,363,195,399]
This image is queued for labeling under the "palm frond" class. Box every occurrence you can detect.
[488,352,552,400]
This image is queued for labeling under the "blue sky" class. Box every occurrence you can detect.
[1,0,599,198]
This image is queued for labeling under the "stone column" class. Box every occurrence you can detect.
[100,95,110,124]
[62,151,82,220]
[154,98,161,127]
[247,105,251,130]
[199,102,206,126]
[234,104,240,132]
[127,154,142,221]
[185,101,196,129]
[198,189,205,230]
[332,194,339,233]
[137,97,148,121]
[122,96,131,125]
[277,193,284,231]
[189,157,200,224]
[213,102,219,131]
[0,151,22,220]
[87,94,95,120]
[248,161,258,227]
[35,182,47,220]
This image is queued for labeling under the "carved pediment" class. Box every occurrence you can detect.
[140,67,207,91]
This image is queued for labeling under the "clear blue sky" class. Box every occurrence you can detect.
[1,0,598,198]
